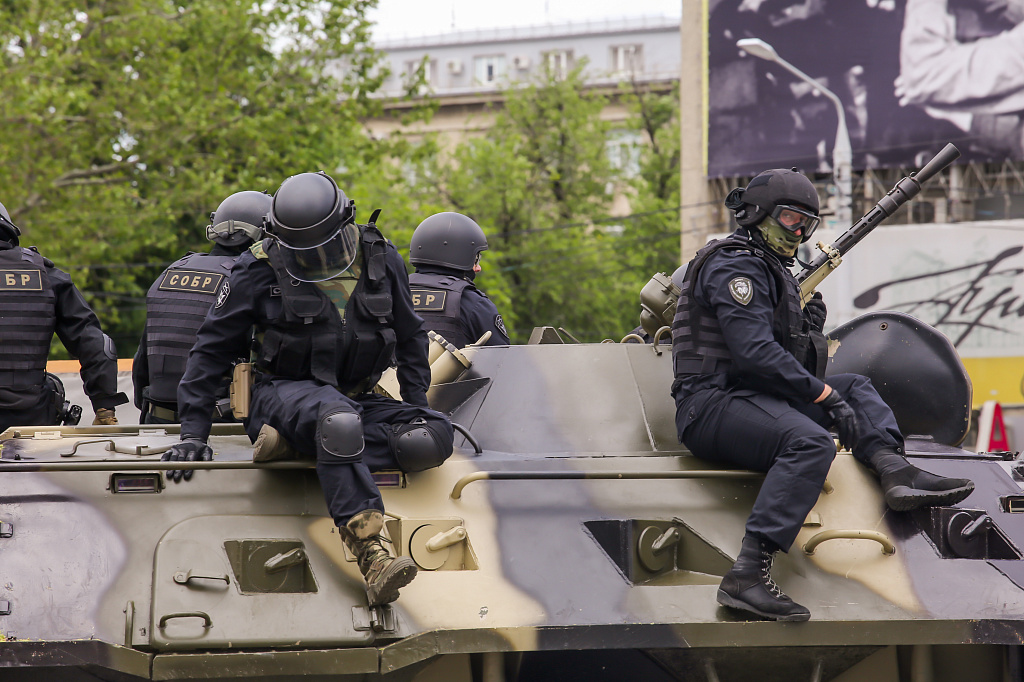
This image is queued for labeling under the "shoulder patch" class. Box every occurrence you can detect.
[249,239,269,260]
[728,277,753,305]
[214,279,231,308]
[494,314,508,338]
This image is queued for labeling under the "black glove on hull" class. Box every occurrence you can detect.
[162,437,213,483]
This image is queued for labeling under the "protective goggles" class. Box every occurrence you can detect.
[770,204,820,240]
[206,219,262,243]
[275,222,359,283]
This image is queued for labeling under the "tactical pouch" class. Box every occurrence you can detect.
[230,362,252,419]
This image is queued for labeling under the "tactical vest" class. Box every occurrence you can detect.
[672,237,818,380]
[0,247,56,388]
[144,252,237,403]
[253,225,397,393]
[408,273,472,349]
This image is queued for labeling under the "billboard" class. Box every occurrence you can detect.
[813,220,1024,405]
[708,0,1024,178]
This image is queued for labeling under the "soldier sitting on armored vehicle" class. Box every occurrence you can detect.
[0,199,128,432]
[163,171,454,608]
[408,212,510,348]
[133,190,271,424]
[670,169,975,622]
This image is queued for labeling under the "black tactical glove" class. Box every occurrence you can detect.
[804,292,827,332]
[819,388,859,451]
[162,437,213,483]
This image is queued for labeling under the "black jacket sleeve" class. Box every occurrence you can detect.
[696,250,826,404]
[177,256,260,440]
[49,266,125,410]
[387,250,431,407]
[462,289,511,345]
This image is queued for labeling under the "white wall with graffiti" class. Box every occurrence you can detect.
[811,219,1024,406]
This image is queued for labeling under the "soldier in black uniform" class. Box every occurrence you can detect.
[0,200,127,432]
[671,169,974,622]
[133,190,271,424]
[165,172,454,607]
[408,212,510,348]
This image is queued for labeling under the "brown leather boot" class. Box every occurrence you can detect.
[339,510,417,606]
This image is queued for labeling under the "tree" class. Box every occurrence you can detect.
[353,66,684,342]
[0,0,385,355]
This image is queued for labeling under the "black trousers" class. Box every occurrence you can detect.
[676,373,902,552]
[246,376,453,527]
[0,390,56,434]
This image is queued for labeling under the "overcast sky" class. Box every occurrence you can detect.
[367,0,682,41]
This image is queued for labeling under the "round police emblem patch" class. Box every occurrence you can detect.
[215,280,230,309]
[728,277,753,305]
[495,314,508,338]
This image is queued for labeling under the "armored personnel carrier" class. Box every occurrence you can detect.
[0,310,1021,682]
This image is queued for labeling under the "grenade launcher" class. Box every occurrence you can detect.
[796,142,961,305]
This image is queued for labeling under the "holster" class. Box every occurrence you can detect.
[230,362,252,419]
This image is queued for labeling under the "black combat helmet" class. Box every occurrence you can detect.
[409,212,487,272]
[0,200,22,245]
[207,191,273,248]
[725,168,821,243]
[266,171,358,282]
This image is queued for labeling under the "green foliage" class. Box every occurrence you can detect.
[0,0,385,357]
[351,67,683,342]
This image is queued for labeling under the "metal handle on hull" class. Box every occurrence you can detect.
[158,611,213,629]
[802,529,896,556]
[450,469,764,499]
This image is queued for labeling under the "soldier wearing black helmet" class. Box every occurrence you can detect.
[133,190,271,424]
[671,168,974,622]
[166,172,454,607]
[0,200,127,431]
[408,212,510,348]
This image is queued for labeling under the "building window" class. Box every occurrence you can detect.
[473,55,506,86]
[611,44,642,77]
[544,49,573,79]
[606,130,644,178]
[403,58,435,94]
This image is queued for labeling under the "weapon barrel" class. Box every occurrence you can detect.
[796,143,960,284]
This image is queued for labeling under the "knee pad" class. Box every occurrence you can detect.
[391,418,453,473]
[317,409,364,462]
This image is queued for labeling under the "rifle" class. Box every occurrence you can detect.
[796,143,961,305]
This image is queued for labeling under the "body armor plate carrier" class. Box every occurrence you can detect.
[671,237,824,382]
[144,253,236,404]
[408,273,472,349]
[254,225,397,393]
[0,247,56,389]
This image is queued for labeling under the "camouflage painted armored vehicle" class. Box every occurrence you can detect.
[0,312,1022,682]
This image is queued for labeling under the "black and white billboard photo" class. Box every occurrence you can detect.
[708,0,1024,177]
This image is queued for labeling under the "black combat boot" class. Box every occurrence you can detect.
[717,535,811,622]
[339,510,418,606]
[868,447,974,512]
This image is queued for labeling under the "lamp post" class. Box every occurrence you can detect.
[736,37,852,225]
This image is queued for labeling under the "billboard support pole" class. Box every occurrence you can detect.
[680,0,711,263]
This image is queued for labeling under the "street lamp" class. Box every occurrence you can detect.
[736,37,853,225]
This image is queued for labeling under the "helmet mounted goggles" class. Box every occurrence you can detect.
[770,204,819,242]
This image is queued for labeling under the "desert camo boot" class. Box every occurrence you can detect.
[339,509,418,606]
[868,447,974,512]
[717,535,811,622]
